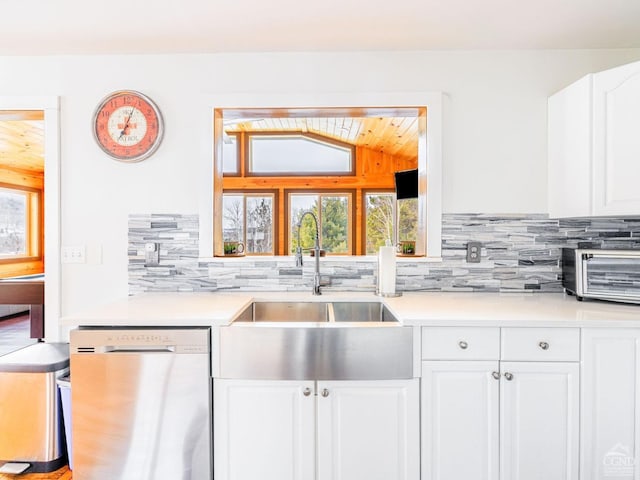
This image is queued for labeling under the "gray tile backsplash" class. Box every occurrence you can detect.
[128,213,640,294]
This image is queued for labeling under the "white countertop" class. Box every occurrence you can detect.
[60,291,640,328]
[60,292,253,327]
[384,292,640,327]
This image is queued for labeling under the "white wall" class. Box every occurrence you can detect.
[0,49,639,316]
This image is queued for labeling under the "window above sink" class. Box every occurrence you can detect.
[200,92,442,261]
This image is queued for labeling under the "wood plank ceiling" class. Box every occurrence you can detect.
[0,110,45,175]
[225,116,418,161]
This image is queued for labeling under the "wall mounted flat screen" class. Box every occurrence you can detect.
[394,169,418,199]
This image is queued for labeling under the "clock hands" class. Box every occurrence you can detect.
[118,107,136,141]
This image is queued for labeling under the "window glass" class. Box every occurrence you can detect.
[289,193,350,254]
[321,196,349,254]
[222,194,244,242]
[0,188,27,257]
[365,193,395,255]
[250,135,352,174]
[398,198,418,243]
[246,196,274,254]
[223,193,275,255]
[290,195,317,254]
[222,135,238,174]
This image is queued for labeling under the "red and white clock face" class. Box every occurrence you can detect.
[93,91,163,162]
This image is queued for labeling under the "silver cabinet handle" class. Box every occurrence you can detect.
[458,340,468,350]
[539,341,549,350]
[492,371,500,380]
[321,388,330,398]
[303,387,312,397]
[504,372,514,381]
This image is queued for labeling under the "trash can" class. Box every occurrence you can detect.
[56,374,73,471]
[0,343,69,474]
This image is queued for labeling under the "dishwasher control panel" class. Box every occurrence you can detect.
[70,328,210,354]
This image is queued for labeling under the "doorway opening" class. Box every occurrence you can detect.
[0,97,60,344]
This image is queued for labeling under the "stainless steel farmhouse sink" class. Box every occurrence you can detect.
[245,301,399,323]
[219,301,413,381]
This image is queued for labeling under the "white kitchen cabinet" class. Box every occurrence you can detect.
[500,362,579,480]
[422,361,500,480]
[581,329,640,480]
[548,59,640,217]
[214,378,419,480]
[213,379,316,480]
[317,380,419,480]
[421,327,579,480]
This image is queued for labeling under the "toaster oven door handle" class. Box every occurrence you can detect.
[583,250,640,259]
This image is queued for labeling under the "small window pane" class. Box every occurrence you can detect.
[321,196,348,254]
[365,193,394,255]
[398,198,418,242]
[289,193,350,254]
[0,189,27,257]
[290,195,318,254]
[222,135,238,174]
[246,196,273,254]
[250,135,352,174]
[222,195,244,242]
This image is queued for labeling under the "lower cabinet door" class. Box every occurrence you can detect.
[499,362,579,480]
[213,379,316,480]
[581,329,640,480]
[316,379,420,480]
[421,361,500,480]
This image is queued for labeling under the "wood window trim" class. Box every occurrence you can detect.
[243,131,356,177]
[222,189,278,256]
[285,189,356,256]
[0,182,43,268]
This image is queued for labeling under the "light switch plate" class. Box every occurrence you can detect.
[61,245,86,264]
[466,242,482,263]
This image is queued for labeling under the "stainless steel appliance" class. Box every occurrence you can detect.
[70,327,211,480]
[0,343,69,474]
[562,248,640,304]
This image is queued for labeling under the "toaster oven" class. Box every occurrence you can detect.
[562,248,640,304]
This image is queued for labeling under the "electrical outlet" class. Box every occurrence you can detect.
[61,246,86,264]
[145,242,160,266]
[466,242,482,263]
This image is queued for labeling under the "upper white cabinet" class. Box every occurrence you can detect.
[548,60,640,217]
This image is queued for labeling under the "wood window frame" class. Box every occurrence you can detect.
[0,182,43,265]
[285,189,356,256]
[222,189,278,256]
[244,131,356,177]
[211,101,440,260]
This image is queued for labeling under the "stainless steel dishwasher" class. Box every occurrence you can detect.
[70,327,211,480]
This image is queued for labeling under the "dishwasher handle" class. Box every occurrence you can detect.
[104,345,176,353]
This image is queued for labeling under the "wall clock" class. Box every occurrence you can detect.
[93,90,164,163]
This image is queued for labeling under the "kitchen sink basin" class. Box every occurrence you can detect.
[219,300,412,381]
[237,301,399,323]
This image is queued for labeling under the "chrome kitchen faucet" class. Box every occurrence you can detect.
[294,211,322,295]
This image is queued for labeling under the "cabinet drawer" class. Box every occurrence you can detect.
[422,327,500,360]
[501,328,580,361]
